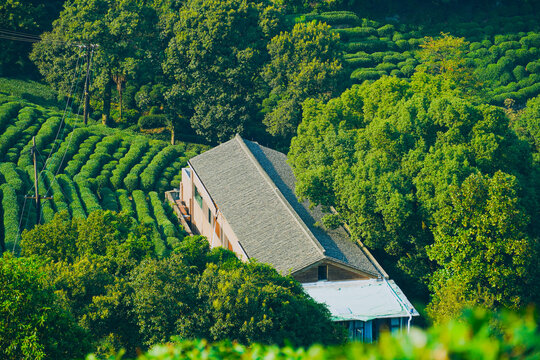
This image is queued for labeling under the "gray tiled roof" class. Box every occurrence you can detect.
[189,135,379,276]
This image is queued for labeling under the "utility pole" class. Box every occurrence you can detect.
[25,137,52,225]
[82,44,98,125]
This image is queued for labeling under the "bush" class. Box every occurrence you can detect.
[124,144,164,192]
[116,189,134,217]
[43,171,69,214]
[138,114,167,130]
[76,183,101,215]
[149,191,178,238]
[1,184,20,250]
[0,163,23,194]
[111,137,149,189]
[56,174,86,219]
[47,128,90,174]
[64,135,102,177]
[140,146,181,191]
[98,187,118,212]
[132,190,166,257]
[0,102,21,133]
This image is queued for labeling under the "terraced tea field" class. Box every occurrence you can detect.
[0,92,207,256]
[299,11,540,104]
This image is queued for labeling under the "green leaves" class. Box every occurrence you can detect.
[289,74,539,306]
[263,21,345,141]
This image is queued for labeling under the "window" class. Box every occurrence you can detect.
[208,208,212,224]
[194,186,203,208]
[318,265,328,281]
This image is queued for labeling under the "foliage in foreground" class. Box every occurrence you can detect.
[6,210,343,359]
[91,308,539,360]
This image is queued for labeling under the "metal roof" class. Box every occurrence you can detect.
[303,279,419,321]
[189,135,380,276]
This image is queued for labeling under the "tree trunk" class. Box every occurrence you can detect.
[117,82,123,123]
[102,77,112,126]
[170,126,175,145]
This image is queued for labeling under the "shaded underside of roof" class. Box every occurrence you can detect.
[189,135,379,276]
[302,279,419,321]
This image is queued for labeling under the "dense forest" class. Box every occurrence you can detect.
[1,0,539,358]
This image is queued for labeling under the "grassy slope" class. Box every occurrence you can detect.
[0,78,208,256]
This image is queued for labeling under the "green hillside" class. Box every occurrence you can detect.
[0,81,207,256]
[296,11,540,104]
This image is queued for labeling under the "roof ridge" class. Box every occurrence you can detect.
[234,135,326,257]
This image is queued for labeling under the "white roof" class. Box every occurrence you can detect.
[302,279,419,322]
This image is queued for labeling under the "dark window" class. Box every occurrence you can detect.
[318,265,328,281]
[208,208,212,224]
[194,186,203,208]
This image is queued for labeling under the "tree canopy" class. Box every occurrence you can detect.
[17,210,344,357]
[288,74,540,311]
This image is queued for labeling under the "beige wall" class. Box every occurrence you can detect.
[181,166,248,261]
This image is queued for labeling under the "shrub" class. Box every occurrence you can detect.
[345,56,373,68]
[149,191,178,238]
[64,135,102,177]
[116,189,134,217]
[43,171,69,214]
[76,183,102,215]
[123,145,164,192]
[1,184,20,250]
[140,146,181,191]
[138,115,167,129]
[98,187,118,212]
[111,137,149,189]
[0,102,21,133]
[350,69,384,82]
[47,128,90,174]
[0,163,24,194]
[132,190,166,257]
[56,174,86,219]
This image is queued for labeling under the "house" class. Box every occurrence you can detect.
[175,134,418,342]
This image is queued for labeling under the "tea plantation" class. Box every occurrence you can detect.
[298,11,540,105]
[0,90,207,256]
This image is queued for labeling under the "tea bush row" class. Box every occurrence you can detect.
[140,146,183,191]
[111,137,149,189]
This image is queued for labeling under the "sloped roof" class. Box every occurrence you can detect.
[189,135,379,276]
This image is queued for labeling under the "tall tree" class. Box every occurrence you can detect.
[427,172,539,322]
[288,74,538,301]
[0,253,91,360]
[30,0,161,125]
[262,21,345,143]
[164,0,283,142]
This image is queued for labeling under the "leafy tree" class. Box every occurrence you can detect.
[130,236,345,347]
[0,253,90,360]
[427,172,539,322]
[417,33,480,94]
[164,0,283,142]
[262,21,345,143]
[30,0,161,125]
[0,0,64,77]
[289,74,538,302]
[20,210,155,356]
[184,261,345,346]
